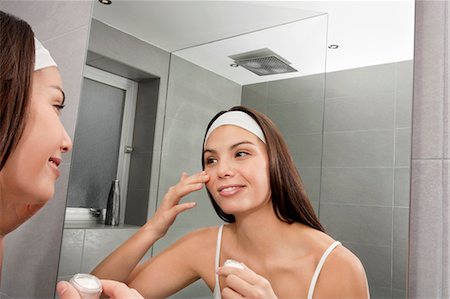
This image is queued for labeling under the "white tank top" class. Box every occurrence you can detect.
[212,225,341,299]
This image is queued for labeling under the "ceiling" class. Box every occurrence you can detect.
[92,1,415,85]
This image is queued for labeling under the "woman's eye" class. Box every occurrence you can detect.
[205,157,217,165]
[235,151,249,158]
[53,104,65,114]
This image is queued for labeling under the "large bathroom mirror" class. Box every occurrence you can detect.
[58,2,414,299]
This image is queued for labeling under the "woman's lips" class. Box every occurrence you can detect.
[48,157,61,177]
[218,185,244,196]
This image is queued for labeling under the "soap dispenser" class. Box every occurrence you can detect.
[105,179,120,226]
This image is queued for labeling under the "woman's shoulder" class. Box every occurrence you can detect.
[171,225,223,249]
[316,241,369,298]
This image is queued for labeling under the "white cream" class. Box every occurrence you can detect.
[223,259,245,270]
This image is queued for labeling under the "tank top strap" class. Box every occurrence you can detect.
[213,225,224,299]
[307,241,341,299]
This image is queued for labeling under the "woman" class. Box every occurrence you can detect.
[0,11,142,299]
[92,106,370,298]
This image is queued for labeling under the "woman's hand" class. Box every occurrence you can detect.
[146,171,209,238]
[218,264,278,299]
[57,279,143,299]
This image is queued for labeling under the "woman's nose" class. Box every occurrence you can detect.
[217,160,234,178]
[61,128,73,153]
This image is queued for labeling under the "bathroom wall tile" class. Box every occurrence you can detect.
[242,83,268,112]
[393,246,408,291]
[297,167,321,203]
[321,167,393,206]
[81,228,140,273]
[391,288,407,299]
[170,280,212,299]
[166,56,241,125]
[324,92,395,132]
[326,63,395,99]
[394,168,411,207]
[125,188,150,226]
[408,159,443,298]
[0,0,92,42]
[286,133,323,168]
[58,229,85,276]
[369,286,392,299]
[393,207,409,249]
[445,86,450,159]
[344,242,392,288]
[267,100,324,135]
[320,204,392,246]
[310,200,320,215]
[267,73,325,104]
[162,117,205,161]
[133,80,159,150]
[396,60,414,92]
[395,128,412,168]
[322,130,394,167]
[396,89,413,129]
[128,152,153,190]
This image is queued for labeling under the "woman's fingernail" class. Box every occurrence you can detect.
[56,281,69,295]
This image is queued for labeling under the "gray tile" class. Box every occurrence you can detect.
[81,227,140,273]
[446,84,450,159]
[242,83,268,112]
[395,89,413,128]
[310,200,320,215]
[394,168,411,207]
[128,152,153,190]
[395,129,412,168]
[266,100,324,135]
[369,287,392,299]
[343,242,392,289]
[324,92,395,132]
[393,247,408,291]
[0,0,92,42]
[286,133,323,168]
[326,63,396,99]
[298,167,321,203]
[393,207,409,249]
[321,167,393,206]
[320,204,392,246]
[395,60,414,92]
[323,130,394,167]
[58,229,85,277]
[267,73,325,104]
[125,188,150,226]
[391,288,407,299]
[408,160,443,298]
[169,280,212,299]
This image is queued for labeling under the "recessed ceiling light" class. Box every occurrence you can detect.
[99,0,112,5]
[230,63,239,68]
[328,45,339,49]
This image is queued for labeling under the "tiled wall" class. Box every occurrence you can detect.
[154,54,242,298]
[0,1,93,298]
[58,226,141,281]
[242,60,413,299]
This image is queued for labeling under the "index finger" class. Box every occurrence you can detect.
[218,266,260,285]
[100,280,143,299]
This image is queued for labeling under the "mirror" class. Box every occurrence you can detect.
[58,2,414,299]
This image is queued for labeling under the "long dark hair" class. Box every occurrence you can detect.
[0,11,35,170]
[201,106,325,232]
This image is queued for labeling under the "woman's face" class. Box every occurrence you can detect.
[0,67,72,204]
[203,125,271,216]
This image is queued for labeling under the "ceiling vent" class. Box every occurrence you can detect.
[229,48,297,76]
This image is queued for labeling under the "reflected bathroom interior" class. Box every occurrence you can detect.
[58,2,414,299]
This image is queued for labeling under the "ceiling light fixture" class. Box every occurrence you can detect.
[328,44,339,49]
[99,0,112,5]
[230,63,239,68]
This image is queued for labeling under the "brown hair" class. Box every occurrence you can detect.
[201,106,325,232]
[0,11,35,170]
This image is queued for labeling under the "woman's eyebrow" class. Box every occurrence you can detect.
[204,141,256,154]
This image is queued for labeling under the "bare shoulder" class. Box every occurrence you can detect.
[315,243,369,299]
[168,225,220,253]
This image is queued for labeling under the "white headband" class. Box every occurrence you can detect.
[204,111,266,145]
[34,38,57,71]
